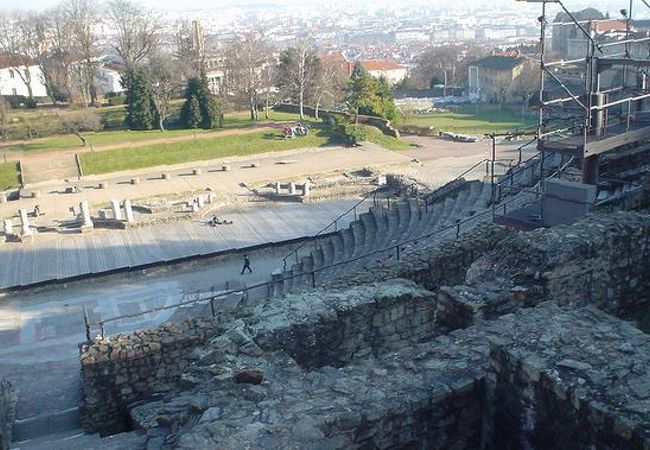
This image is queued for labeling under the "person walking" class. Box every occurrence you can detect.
[241,255,252,274]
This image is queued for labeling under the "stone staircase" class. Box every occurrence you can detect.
[268,152,565,298]
[20,155,80,186]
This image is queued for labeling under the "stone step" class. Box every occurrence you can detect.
[12,407,81,443]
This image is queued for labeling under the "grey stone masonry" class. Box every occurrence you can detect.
[127,302,650,449]
[0,379,16,450]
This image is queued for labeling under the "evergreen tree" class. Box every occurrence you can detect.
[123,68,156,130]
[346,64,397,122]
[180,73,222,129]
[186,95,201,129]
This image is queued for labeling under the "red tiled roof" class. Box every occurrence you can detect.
[361,60,405,72]
[593,20,627,33]
[0,52,34,70]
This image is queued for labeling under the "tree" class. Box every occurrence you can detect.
[64,0,100,106]
[277,41,320,120]
[180,74,222,129]
[508,61,541,116]
[123,67,156,130]
[147,52,181,131]
[44,5,76,102]
[59,111,102,146]
[224,32,272,121]
[0,12,37,100]
[413,44,490,89]
[346,63,397,122]
[394,76,418,91]
[311,55,346,120]
[108,0,162,70]
[185,95,201,129]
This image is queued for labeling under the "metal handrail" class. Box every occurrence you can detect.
[87,152,553,339]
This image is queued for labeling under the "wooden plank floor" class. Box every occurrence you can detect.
[0,200,359,289]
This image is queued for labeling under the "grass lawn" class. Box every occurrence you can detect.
[0,162,20,190]
[401,104,535,135]
[361,125,411,151]
[80,126,342,175]
[1,111,313,155]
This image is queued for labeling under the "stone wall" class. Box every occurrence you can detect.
[79,317,223,435]
[487,307,650,450]
[0,379,16,450]
[272,103,400,138]
[126,302,650,449]
[79,281,442,436]
[252,282,438,370]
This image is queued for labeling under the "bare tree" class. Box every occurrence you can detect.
[64,0,99,106]
[58,110,102,146]
[147,52,181,131]
[108,0,162,70]
[312,55,346,120]
[224,33,272,121]
[260,63,278,119]
[0,11,36,99]
[277,40,320,120]
[44,5,76,102]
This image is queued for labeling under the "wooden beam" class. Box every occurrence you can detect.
[584,125,650,156]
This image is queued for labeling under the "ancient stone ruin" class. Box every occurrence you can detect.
[75,206,650,449]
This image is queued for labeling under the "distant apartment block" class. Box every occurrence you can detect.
[468,55,527,102]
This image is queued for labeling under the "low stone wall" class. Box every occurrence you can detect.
[0,379,16,450]
[272,103,400,138]
[79,317,223,435]
[252,281,437,370]
[79,281,441,436]
[487,306,650,450]
[128,303,650,449]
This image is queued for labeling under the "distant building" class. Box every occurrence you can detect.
[392,29,430,43]
[205,56,226,95]
[468,55,527,102]
[361,60,408,85]
[95,64,124,95]
[0,53,47,98]
[552,8,605,57]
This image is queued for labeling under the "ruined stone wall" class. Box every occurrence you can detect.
[0,379,16,450]
[253,284,438,370]
[486,307,650,450]
[80,281,443,436]
[79,317,223,435]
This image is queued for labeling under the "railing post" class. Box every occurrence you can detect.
[210,298,216,317]
[387,195,391,210]
[283,258,287,271]
[99,322,105,339]
[396,245,400,260]
[311,271,316,288]
[354,206,357,221]
[456,223,460,239]
[83,305,91,342]
[334,220,338,231]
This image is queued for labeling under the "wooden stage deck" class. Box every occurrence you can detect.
[540,122,650,157]
[0,200,359,290]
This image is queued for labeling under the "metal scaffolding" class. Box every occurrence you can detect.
[524,0,650,184]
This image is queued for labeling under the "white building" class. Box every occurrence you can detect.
[361,60,408,85]
[95,64,124,95]
[0,54,47,98]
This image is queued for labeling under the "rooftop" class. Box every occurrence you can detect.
[469,55,526,71]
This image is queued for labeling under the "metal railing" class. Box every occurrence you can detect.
[84,150,556,341]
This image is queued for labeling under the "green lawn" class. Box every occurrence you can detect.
[400,104,535,135]
[0,162,20,190]
[80,127,341,175]
[361,125,411,150]
[2,111,313,155]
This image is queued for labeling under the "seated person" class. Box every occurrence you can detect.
[33,205,41,217]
